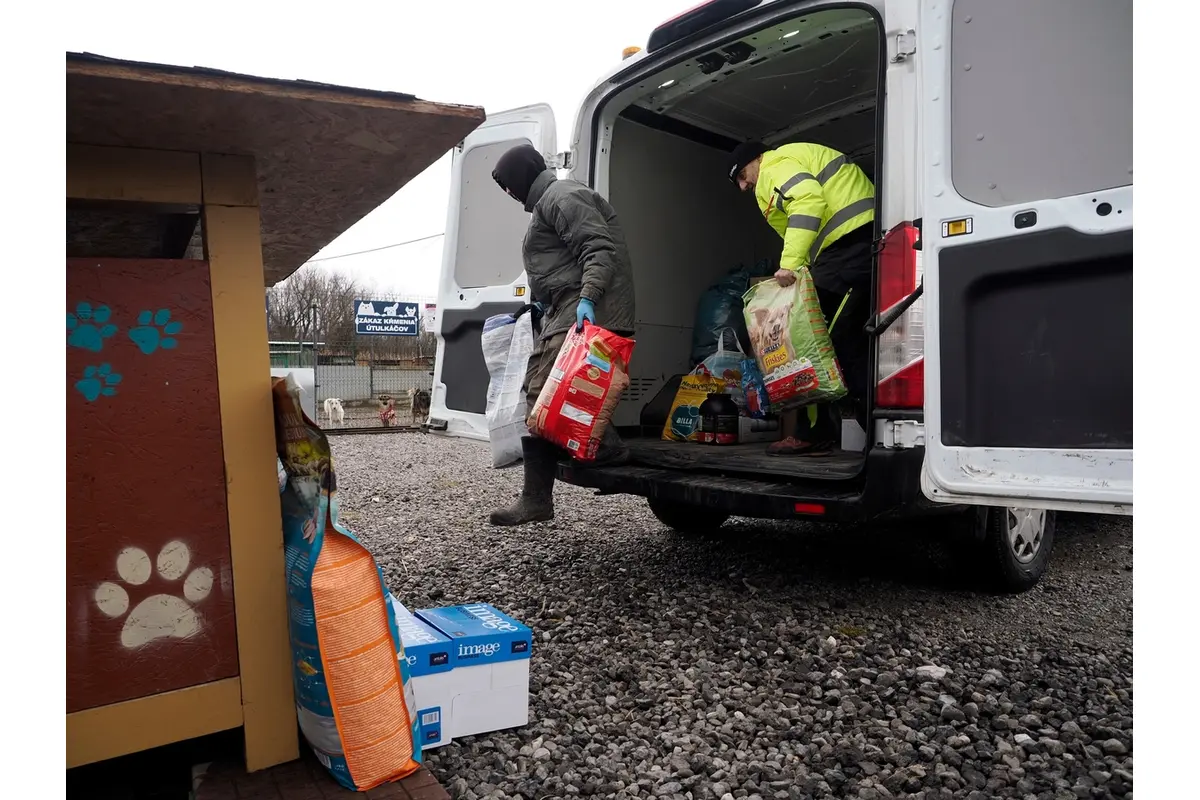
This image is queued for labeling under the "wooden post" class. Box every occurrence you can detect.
[202,153,299,772]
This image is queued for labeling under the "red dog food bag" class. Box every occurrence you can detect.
[528,323,636,461]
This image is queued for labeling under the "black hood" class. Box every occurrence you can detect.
[492,144,547,205]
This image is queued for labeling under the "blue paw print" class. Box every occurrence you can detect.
[67,303,118,353]
[129,309,183,355]
[76,363,122,402]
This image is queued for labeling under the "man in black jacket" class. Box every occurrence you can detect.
[489,144,636,526]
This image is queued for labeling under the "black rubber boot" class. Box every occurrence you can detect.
[488,437,558,526]
[581,425,631,469]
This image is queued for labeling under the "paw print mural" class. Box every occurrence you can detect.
[67,302,118,352]
[75,363,122,402]
[94,541,214,649]
[129,309,183,355]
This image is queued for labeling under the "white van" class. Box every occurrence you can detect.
[429,0,1133,592]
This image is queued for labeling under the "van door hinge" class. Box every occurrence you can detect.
[546,151,573,170]
[891,30,916,63]
[877,419,926,449]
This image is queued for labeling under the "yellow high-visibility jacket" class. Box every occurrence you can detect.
[754,143,875,272]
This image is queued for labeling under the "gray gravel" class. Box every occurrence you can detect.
[330,433,1133,800]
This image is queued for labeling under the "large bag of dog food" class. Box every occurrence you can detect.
[272,376,422,791]
[482,312,535,469]
[743,270,847,409]
[527,322,635,461]
[661,370,727,442]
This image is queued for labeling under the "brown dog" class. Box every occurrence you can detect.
[377,395,397,427]
[408,388,431,425]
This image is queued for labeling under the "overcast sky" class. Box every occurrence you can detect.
[64,0,691,301]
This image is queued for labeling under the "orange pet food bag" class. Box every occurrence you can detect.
[272,376,422,791]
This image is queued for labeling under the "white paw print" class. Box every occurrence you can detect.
[93,541,214,649]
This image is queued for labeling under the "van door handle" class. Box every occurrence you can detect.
[865,282,923,337]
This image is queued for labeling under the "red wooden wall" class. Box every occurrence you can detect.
[67,258,239,713]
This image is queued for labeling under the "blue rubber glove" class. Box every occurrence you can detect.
[575,298,596,332]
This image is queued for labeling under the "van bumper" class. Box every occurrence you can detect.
[557,446,935,522]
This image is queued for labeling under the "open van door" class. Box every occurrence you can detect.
[429,104,557,440]
[917,0,1132,514]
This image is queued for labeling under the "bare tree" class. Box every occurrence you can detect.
[267,265,361,343]
[268,266,436,363]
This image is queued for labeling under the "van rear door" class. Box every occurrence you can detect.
[429,104,557,440]
[917,0,1132,514]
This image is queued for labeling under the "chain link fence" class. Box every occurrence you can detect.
[270,293,438,431]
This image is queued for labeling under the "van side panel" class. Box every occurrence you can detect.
[949,0,1132,208]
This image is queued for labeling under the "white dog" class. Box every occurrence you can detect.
[383,302,400,316]
[322,397,345,428]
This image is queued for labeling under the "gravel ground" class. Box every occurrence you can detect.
[330,433,1133,800]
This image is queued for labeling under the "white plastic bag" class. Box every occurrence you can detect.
[697,327,747,408]
[482,312,535,468]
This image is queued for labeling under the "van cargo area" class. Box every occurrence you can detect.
[597,6,883,482]
[431,0,1132,592]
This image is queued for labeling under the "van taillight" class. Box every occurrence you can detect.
[646,0,762,53]
[875,223,924,409]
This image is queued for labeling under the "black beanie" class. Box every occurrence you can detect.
[492,144,548,205]
[728,140,769,183]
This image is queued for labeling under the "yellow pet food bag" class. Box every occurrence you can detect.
[662,372,727,442]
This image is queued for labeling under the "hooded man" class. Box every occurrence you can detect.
[729,140,876,455]
[489,143,637,526]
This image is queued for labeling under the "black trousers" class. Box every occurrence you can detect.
[793,227,874,443]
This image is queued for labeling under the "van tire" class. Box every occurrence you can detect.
[648,498,729,535]
[954,506,1056,593]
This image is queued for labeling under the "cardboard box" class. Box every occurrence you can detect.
[416,603,533,741]
[738,416,780,443]
[841,418,867,451]
[389,597,456,749]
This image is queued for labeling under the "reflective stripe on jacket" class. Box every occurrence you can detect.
[754,143,875,272]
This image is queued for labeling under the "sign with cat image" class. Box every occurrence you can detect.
[354,298,420,336]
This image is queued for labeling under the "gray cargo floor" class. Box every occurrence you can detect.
[627,439,864,480]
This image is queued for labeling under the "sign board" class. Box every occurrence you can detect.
[355,299,420,336]
[422,303,437,333]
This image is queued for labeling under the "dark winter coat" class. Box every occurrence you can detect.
[520,170,636,339]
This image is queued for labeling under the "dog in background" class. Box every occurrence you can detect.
[408,388,431,426]
[377,395,397,427]
[322,397,345,428]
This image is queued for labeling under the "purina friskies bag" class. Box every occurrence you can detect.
[743,270,848,409]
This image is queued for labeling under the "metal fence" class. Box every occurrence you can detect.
[302,294,438,432]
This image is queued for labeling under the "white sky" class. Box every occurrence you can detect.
[64,0,692,300]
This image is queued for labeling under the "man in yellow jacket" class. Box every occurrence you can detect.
[729,140,875,455]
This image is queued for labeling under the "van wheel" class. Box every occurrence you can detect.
[648,498,730,535]
[956,506,1056,593]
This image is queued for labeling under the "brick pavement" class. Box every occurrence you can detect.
[191,750,449,800]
